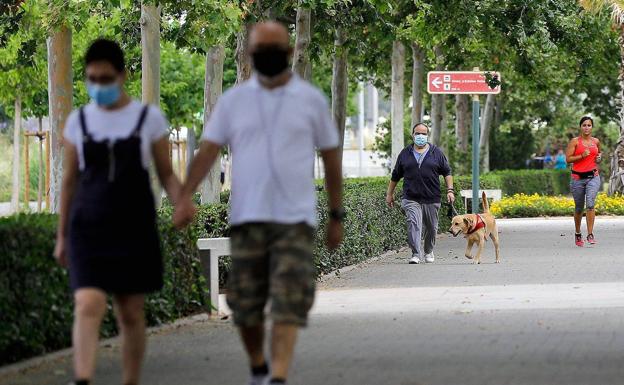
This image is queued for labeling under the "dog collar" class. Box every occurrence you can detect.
[467,214,486,234]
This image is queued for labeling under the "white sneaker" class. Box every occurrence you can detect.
[409,255,421,264]
[425,253,435,263]
[248,374,269,385]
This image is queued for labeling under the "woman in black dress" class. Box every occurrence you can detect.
[54,39,181,385]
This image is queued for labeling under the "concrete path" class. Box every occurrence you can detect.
[2,217,624,385]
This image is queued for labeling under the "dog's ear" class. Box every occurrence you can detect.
[463,217,473,228]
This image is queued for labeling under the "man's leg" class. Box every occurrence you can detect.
[423,203,441,256]
[268,223,316,383]
[73,288,107,382]
[270,324,298,380]
[402,199,423,259]
[227,224,271,382]
[112,294,146,385]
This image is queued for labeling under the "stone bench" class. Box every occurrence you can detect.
[459,189,502,212]
[197,237,231,315]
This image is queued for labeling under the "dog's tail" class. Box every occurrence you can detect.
[482,191,489,214]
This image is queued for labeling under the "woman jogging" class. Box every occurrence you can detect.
[53,39,180,385]
[566,116,602,247]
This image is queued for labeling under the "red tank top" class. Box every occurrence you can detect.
[572,137,598,173]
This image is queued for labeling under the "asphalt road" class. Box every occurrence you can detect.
[3,217,624,385]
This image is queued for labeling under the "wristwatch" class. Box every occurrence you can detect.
[329,207,346,222]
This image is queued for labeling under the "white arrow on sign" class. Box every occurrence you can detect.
[432,77,442,89]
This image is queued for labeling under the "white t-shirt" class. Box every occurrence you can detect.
[64,100,169,170]
[201,74,340,227]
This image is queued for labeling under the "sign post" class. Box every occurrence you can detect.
[427,69,501,213]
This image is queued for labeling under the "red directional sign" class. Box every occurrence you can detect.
[427,71,501,94]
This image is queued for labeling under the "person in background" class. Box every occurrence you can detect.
[385,122,455,264]
[566,116,603,247]
[554,148,568,170]
[53,39,180,385]
[173,21,344,385]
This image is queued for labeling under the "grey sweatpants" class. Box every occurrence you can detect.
[401,199,441,258]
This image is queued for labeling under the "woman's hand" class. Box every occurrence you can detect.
[54,235,67,267]
[596,152,602,163]
[582,149,590,158]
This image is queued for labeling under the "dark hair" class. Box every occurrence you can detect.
[412,122,430,134]
[579,116,593,127]
[85,39,125,72]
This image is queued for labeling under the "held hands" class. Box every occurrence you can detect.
[173,194,198,229]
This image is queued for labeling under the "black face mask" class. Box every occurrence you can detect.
[252,47,289,77]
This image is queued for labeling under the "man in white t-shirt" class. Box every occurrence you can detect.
[174,22,344,385]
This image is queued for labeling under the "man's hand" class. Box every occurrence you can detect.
[447,191,455,204]
[386,194,394,208]
[327,219,343,251]
[54,236,67,267]
[173,195,197,229]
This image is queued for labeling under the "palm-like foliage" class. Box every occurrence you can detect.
[581,0,624,24]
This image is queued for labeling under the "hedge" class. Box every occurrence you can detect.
[452,169,570,197]
[0,178,414,365]
[491,192,624,218]
[0,213,206,366]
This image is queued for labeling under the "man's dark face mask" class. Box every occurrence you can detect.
[252,46,289,77]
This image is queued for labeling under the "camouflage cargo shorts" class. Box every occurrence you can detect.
[226,222,316,327]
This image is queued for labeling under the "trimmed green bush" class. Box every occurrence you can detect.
[0,213,207,365]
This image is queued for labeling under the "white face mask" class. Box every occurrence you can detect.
[414,134,428,147]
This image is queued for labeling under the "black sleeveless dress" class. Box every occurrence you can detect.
[67,105,163,294]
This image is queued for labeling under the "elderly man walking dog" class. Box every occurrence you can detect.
[386,123,455,264]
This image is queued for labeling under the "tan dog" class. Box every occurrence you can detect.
[449,192,500,264]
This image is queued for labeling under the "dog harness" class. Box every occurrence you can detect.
[467,214,486,235]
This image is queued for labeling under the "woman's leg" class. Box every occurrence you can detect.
[73,288,108,381]
[113,294,146,385]
[571,179,588,234]
[585,177,601,235]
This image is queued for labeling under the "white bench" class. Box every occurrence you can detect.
[197,237,231,315]
[460,189,502,212]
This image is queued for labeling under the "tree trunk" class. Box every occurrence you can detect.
[141,3,163,206]
[331,28,348,164]
[38,118,43,212]
[293,5,311,81]
[479,93,496,172]
[430,46,445,146]
[201,45,225,204]
[47,25,72,213]
[391,41,406,165]
[609,25,624,195]
[10,95,21,212]
[236,25,252,83]
[455,94,469,152]
[411,43,424,127]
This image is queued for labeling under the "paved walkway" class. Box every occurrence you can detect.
[2,217,624,385]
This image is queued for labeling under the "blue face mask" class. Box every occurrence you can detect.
[87,81,121,106]
[414,134,428,147]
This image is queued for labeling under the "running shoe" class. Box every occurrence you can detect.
[409,255,421,264]
[575,233,584,247]
[425,253,435,263]
[587,233,597,245]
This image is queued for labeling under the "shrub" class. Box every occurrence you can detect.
[0,212,207,365]
[490,192,624,218]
